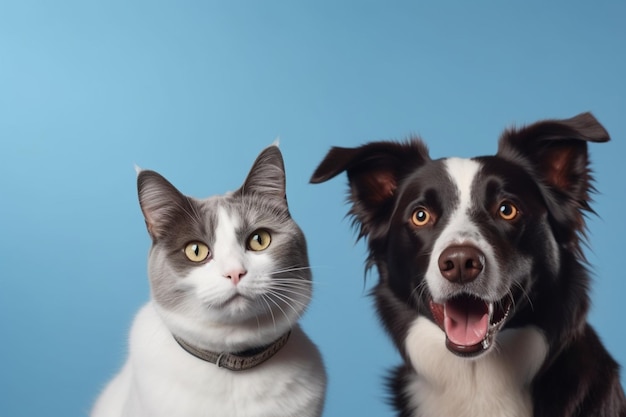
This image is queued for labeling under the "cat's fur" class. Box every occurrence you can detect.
[91,144,326,417]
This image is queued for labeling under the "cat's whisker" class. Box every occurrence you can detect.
[270,286,313,301]
[264,293,293,328]
[270,276,329,288]
[268,266,314,275]
[266,288,309,311]
[271,278,312,288]
[244,281,313,302]
[253,300,263,335]
[270,281,314,291]
[274,288,312,301]
[259,294,278,334]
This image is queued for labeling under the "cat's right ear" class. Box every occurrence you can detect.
[137,169,192,241]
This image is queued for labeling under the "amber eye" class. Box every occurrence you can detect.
[411,208,431,227]
[184,242,210,262]
[247,229,271,251]
[498,201,519,221]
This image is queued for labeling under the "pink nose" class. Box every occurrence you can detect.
[225,269,247,285]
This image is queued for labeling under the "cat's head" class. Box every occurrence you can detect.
[137,145,311,347]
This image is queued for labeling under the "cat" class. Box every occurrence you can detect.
[91,144,327,417]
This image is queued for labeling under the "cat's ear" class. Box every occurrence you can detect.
[137,169,194,241]
[238,144,287,201]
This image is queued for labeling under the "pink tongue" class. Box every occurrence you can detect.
[444,297,489,346]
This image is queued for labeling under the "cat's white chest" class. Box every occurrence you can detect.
[404,317,548,417]
[91,303,326,417]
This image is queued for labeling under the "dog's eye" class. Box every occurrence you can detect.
[497,201,519,221]
[184,242,211,262]
[247,229,272,251]
[411,208,431,227]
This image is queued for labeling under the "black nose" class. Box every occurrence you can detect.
[438,245,485,284]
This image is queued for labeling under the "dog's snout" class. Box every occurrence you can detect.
[438,245,485,284]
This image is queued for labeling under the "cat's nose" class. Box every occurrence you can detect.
[225,269,247,285]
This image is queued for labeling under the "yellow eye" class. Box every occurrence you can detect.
[498,201,519,221]
[184,242,210,262]
[411,208,431,227]
[248,229,271,251]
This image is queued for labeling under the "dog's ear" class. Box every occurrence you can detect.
[311,139,430,239]
[497,112,610,243]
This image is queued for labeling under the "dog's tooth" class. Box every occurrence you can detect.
[482,337,490,350]
[488,302,494,322]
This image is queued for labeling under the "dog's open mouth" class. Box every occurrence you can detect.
[429,294,511,357]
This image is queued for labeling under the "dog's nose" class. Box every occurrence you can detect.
[438,245,485,284]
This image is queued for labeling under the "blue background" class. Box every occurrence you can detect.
[1,2,625,416]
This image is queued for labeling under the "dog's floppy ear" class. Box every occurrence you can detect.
[497,112,610,244]
[311,139,431,239]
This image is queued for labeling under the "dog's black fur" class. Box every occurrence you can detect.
[311,113,626,416]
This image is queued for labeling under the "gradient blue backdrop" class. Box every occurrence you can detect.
[1,2,625,416]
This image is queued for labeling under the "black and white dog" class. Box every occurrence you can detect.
[311,113,626,416]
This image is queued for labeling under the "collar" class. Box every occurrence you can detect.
[172,331,291,371]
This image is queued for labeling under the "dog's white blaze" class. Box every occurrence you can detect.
[425,158,503,300]
[404,317,548,417]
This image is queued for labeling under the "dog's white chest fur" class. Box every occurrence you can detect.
[404,317,548,417]
[91,303,326,417]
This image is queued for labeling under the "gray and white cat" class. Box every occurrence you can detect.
[91,144,326,417]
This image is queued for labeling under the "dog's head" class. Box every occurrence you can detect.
[311,112,609,357]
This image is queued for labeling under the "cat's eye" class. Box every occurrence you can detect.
[497,201,519,221]
[247,229,272,252]
[184,242,210,262]
[411,207,432,227]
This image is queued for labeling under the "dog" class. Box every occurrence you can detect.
[311,112,626,416]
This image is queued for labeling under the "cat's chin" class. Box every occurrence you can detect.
[193,297,295,329]
[155,302,294,352]
[200,289,307,328]
[212,293,256,310]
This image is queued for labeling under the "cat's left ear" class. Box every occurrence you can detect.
[238,144,287,202]
[137,169,194,241]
